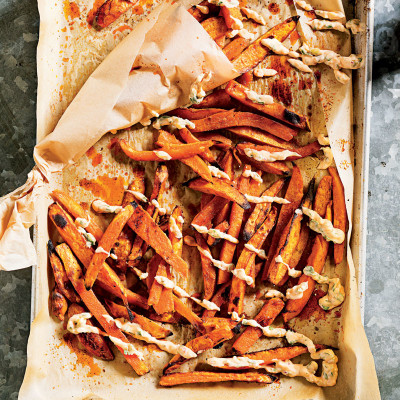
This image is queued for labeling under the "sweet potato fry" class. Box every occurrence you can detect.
[202,281,231,319]
[225,80,309,130]
[238,154,291,176]
[122,167,146,206]
[232,16,299,74]
[202,317,238,332]
[185,177,250,210]
[119,139,213,161]
[218,169,251,284]
[164,328,234,374]
[192,196,229,228]
[207,220,230,247]
[128,164,168,267]
[104,300,171,339]
[221,5,242,29]
[49,203,133,309]
[50,287,68,321]
[178,128,216,164]
[200,17,228,41]
[197,133,233,150]
[243,179,286,242]
[283,202,332,322]
[48,240,80,303]
[267,180,314,286]
[314,176,333,216]
[188,1,218,22]
[152,207,183,314]
[195,232,216,300]
[216,346,309,369]
[228,127,294,149]
[288,222,310,269]
[232,297,285,354]
[228,207,278,315]
[127,202,189,278]
[190,110,296,142]
[51,189,103,242]
[85,204,135,289]
[223,37,252,61]
[192,89,233,109]
[56,243,148,375]
[237,142,308,161]
[173,296,204,333]
[160,371,276,386]
[237,71,253,87]
[93,0,133,30]
[329,167,347,264]
[156,130,214,181]
[68,303,114,361]
[170,108,226,121]
[261,165,303,280]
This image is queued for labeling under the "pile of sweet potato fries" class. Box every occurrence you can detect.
[48,4,347,388]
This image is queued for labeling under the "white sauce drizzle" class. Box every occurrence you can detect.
[314,10,345,20]
[302,207,345,243]
[208,356,264,368]
[286,281,309,299]
[153,116,195,130]
[77,227,96,247]
[307,19,348,33]
[75,217,90,229]
[294,0,312,11]
[227,28,255,40]
[275,254,302,278]
[208,165,231,180]
[346,19,366,34]
[92,199,122,214]
[244,147,300,162]
[125,190,148,203]
[154,276,220,311]
[303,266,345,310]
[244,194,290,205]
[317,134,330,146]
[230,312,287,337]
[230,15,243,30]
[244,243,267,259]
[232,268,254,285]
[169,216,182,239]
[253,66,278,78]
[318,147,334,169]
[261,38,290,55]
[153,150,172,161]
[151,199,167,215]
[207,0,239,8]
[95,246,110,256]
[189,71,212,105]
[133,267,148,280]
[265,289,286,300]
[288,58,313,73]
[242,169,263,183]
[241,7,266,25]
[196,246,235,271]
[244,89,274,105]
[195,4,209,14]
[192,224,239,244]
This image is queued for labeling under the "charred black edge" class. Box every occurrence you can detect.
[221,285,230,301]
[130,201,139,209]
[213,342,224,350]
[288,15,301,23]
[232,322,242,334]
[302,177,316,206]
[283,108,302,126]
[181,176,201,187]
[53,214,67,229]
[47,240,56,255]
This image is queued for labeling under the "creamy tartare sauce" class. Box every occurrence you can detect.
[244,194,290,205]
[244,89,274,105]
[286,281,308,299]
[241,7,266,25]
[125,189,148,203]
[189,71,212,105]
[191,223,239,244]
[208,165,231,180]
[92,199,122,214]
[153,116,195,130]
[244,147,300,162]
[253,66,278,78]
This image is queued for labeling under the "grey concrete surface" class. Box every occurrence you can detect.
[0,0,398,398]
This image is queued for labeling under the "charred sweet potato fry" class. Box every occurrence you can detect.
[223,37,252,61]
[185,177,250,210]
[237,153,291,176]
[51,287,68,321]
[225,81,309,130]
[283,202,332,322]
[217,169,250,284]
[85,204,135,290]
[104,300,171,339]
[188,1,219,22]
[94,0,133,30]
[261,165,303,280]
[178,128,216,164]
[232,297,285,354]
[243,179,286,242]
[329,167,347,265]
[197,133,233,150]
[51,189,103,242]
[48,240,80,303]
[228,207,278,315]
[156,130,214,181]
[127,202,189,278]
[195,232,216,300]
[216,346,309,369]
[160,371,276,386]
[56,243,149,375]
[191,89,233,109]
[170,108,226,121]
[236,142,313,161]
[190,110,297,142]
[232,16,299,74]
[200,17,228,41]
[122,167,146,206]
[164,328,234,374]
[267,180,314,286]
[207,220,229,247]
[192,196,229,228]
[202,281,231,319]
[173,296,204,333]
[68,303,114,361]
[228,127,294,149]
[119,139,213,162]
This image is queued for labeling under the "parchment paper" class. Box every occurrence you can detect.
[0,0,380,398]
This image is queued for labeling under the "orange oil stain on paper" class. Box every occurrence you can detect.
[268,2,280,14]
[79,174,126,205]
[298,289,328,323]
[86,146,103,167]
[64,0,80,21]
[63,334,102,377]
[289,30,300,46]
